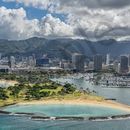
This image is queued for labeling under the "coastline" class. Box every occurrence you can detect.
[0,79,18,85]
[17,99,130,113]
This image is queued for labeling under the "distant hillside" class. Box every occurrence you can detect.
[0,37,130,59]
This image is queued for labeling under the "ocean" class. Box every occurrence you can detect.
[1,77,130,130]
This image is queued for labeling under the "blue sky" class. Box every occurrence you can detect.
[0,0,66,21]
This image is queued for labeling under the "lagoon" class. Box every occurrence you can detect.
[4,104,128,117]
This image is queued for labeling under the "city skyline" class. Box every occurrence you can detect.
[1,52,130,75]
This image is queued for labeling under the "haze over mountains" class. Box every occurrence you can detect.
[0,37,130,59]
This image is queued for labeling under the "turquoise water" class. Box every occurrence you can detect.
[4,104,128,117]
[1,77,130,130]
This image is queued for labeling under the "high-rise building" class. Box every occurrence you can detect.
[72,53,85,72]
[106,54,110,65]
[113,60,120,73]
[88,61,94,70]
[9,56,15,68]
[60,61,73,70]
[36,58,49,67]
[120,55,129,73]
[93,54,103,71]
[28,56,36,67]
[0,53,2,60]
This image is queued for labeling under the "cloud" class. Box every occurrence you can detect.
[0,6,73,40]
[3,0,59,11]
[2,0,130,40]
[66,6,130,41]
[39,14,73,38]
[0,6,39,40]
[3,0,130,9]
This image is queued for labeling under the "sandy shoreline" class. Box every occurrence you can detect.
[17,99,130,112]
[0,80,18,85]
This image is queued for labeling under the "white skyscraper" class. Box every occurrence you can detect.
[10,56,15,68]
[106,54,110,65]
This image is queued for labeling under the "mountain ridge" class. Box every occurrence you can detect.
[0,37,130,59]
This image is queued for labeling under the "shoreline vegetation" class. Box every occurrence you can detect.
[0,84,100,104]
[0,72,130,114]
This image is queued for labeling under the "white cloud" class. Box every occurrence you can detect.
[3,0,130,9]
[39,14,73,37]
[62,6,130,41]
[2,0,130,40]
[0,6,39,40]
[0,6,73,40]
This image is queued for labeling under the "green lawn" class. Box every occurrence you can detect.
[39,86,63,95]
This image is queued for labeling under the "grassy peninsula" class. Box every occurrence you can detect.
[0,82,103,107]
[1,72,130,113]
[0,72,103,107]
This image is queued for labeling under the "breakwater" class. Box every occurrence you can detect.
[0,110,130,121]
